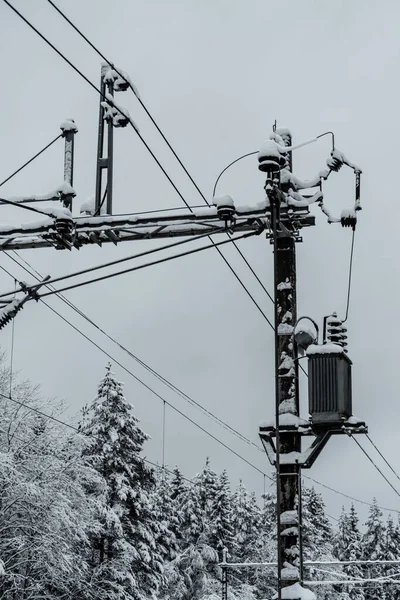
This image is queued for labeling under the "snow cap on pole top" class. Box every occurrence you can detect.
[60,119,78,135]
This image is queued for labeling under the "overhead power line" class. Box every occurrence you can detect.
[303,474,400,514]
[0,261,268,479]
[6,250,263,454]
[0,133,62,188]
[38,230,263,299]
[351,435,400,500]
[366,434,400,483]
[41,0,276,311]
[5,0,278,346]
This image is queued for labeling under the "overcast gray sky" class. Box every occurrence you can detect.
[1,0,400,524]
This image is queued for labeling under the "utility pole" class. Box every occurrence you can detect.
[0,62,368,596]
[268,130,303,598]
[258,127,366,600]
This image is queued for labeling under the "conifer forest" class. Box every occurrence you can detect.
[0,359,397,600]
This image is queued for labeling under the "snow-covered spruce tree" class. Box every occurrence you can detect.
[80,364,163,600]
[254,491,276,599]
[0,382,97,600]
[208,469,235,558]
[302,486,336,600]
[361,499,386,600]
[171,466,188,500]
[383,514,400,600]
[164,462,221,600]
[333,506,364,600]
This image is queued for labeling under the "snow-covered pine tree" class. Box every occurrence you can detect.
[383,514,400,600]
[80,364,163,600]
[166,463,220,600]
[361,498,386,600]
[232,481,261,564]
[171,466,187,501]
[333,505,364,600]
[302,486,336,600]
[208,469,235,559]
[254,490,276,599]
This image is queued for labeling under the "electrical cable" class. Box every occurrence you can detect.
[3,256,383,514]
[3,0,195,212]
[24,232,213,295]
[0,262,269,478]
[5,251,264,454]
[351,436,400,500]
[343,229,356,322]
[5,0,280,360]
[0,195,56,217]
[38,230,261,299]
[366,434,400,483]
[0,134,62,188]
[212,151,259,198]
[42,0,276,312]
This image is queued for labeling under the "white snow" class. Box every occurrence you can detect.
[213,195,235,209]
[104,92,139,133]
[341,207,356,219]
[273,583,316,600]
[281,565,300,580]
[258,140,283,161]
[60,119,78,133]
[277,280,292,291]
[260,414,310,430]
[306,343,344,355]
[278,323,293,335]
[294,320,318,341]
[279,398,296,414]
[280,510,298,525]
[80,196,96,215]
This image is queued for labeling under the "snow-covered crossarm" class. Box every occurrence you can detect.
[1,182,76,206]
[0,202,273,250]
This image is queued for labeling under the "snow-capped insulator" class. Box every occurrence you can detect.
[340,208,357,231]
[258,140,287,173]
[55,216,74,245]
[112,112,130,128]
[325,313,348,351]
[214,195,236,227]
[326,148,344,172]
[113,75,130,92]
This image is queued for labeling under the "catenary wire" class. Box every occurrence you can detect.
[303,474,400,514]
[0,261,268,478]
[1,254,390,516]
[6,250,263,453]
[6,0,293,396]
[17,231,213,295]
[38,230,264,300]
[351,436,400,500]
[1,258,393,515]
[3,0,194,212]
[366,434,400,483]
[42,0,276,308]
[0,195,56,217]
[6,0,279,349]
[0,134,62,188]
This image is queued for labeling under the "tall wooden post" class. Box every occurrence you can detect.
[270,130,303,598]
